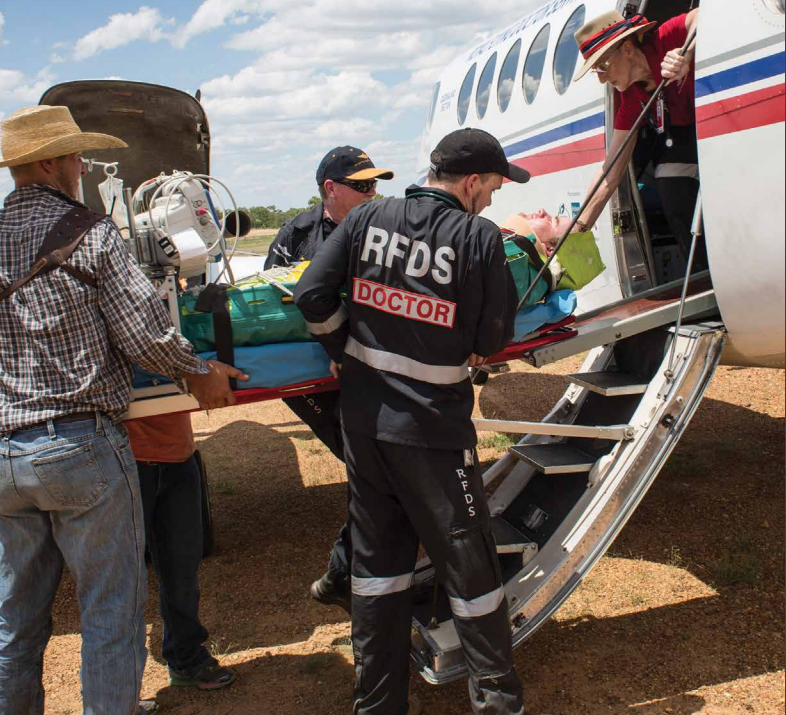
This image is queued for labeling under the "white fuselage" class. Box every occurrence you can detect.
[417,0,785,367]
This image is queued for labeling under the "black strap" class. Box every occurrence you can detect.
[194,283,237,390]
[0,207,104,302]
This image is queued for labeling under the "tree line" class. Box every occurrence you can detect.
[240,194,386,229]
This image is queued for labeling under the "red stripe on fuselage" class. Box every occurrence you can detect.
[696,84,785,139]
[503,84,784,180]
[508,134,605,180]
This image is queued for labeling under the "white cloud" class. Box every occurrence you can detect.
[172,0,267,49]
[192,0,547,205]
[0,12,9,47]
[0,67,56,104]
[74,6,172,61]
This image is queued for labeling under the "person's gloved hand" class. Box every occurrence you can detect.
[186,360,249,410]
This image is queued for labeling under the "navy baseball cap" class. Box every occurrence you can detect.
[430,128,530,183]
[316,146,394,184]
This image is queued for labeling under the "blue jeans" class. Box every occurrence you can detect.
[137,456,211,676]
[0,413,148,715]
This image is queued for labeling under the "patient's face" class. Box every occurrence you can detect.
[523,209,573,255]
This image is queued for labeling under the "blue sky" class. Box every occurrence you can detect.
[0,0,541,208]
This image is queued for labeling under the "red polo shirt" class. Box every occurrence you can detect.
[125,413,195,464]
[615,14,696,130]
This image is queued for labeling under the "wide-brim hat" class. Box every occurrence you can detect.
[0,105,127,169]
[573,11,657,81]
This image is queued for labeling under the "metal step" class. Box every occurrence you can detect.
[565,371,649,397]
[491,516,538,562]
[508,444,596,474]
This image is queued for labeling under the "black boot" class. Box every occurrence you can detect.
[309,572,352,614]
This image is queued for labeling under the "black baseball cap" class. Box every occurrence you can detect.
[316,146,395,184]
[430,128,530,183]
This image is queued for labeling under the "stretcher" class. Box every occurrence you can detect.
[126,291,579,420]
[127,272,716,420]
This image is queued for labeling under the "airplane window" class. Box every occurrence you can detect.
[553,5,586,95]
[523,24,551,105]
[426,82,441,131]
[458,63,477,126]
[476,53,498,120]
[498,40,521,113]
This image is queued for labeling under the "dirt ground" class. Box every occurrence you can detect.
[42,358,785,715]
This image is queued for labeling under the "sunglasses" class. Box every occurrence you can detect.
[335,178,377,194]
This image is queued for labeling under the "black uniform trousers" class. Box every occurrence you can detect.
[649,124,708,272]
[283,391,352,584]
[344,428,524,715]
[137,456,212,676]
[655,175,708,271]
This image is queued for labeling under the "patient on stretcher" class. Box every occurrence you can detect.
[502,209,573,257]
[499,209,605,296]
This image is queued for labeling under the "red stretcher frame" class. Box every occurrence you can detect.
[230,315,578,406]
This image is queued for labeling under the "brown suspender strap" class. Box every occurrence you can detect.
[0,207,105,302]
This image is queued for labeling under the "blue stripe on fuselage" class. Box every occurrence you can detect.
[418,52,783,181]
[504,112,605,158]
[696,51,785,98]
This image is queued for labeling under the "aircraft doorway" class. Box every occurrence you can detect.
[610,0,703,292]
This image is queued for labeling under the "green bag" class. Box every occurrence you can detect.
[178,282,312,352]
[554,230,606,291]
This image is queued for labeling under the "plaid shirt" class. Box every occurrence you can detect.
[0,184,208,432]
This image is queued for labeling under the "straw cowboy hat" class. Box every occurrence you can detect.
[573,11,657,81]
[0,105,127,169]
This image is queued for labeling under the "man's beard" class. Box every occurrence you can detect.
[53,168,80,200]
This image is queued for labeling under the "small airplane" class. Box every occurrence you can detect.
[38,0,784,687]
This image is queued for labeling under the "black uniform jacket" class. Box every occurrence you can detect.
[294,185,518,450]
[264,202,337,269]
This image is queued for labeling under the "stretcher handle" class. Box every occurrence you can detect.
[515,29,698,313]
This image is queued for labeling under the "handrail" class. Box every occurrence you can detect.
[666,190,704,378]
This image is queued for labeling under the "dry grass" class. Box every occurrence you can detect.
[42,360,785,715]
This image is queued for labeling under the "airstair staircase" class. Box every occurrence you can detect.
[410,273,727,685]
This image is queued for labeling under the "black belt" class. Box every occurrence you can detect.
[19,411,97,432]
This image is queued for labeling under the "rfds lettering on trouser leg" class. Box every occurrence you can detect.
[456,467,477,518]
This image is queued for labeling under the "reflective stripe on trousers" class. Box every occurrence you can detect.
[352,572,414,597]
[450,583,505,618]
[654,162,699,179]
[344,336,468,385]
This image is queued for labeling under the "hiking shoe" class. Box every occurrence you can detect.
[139,700,159,714]
[310,572,352,614]
[168,660,237,690]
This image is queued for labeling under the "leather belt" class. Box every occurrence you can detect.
[20,411,97,432]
